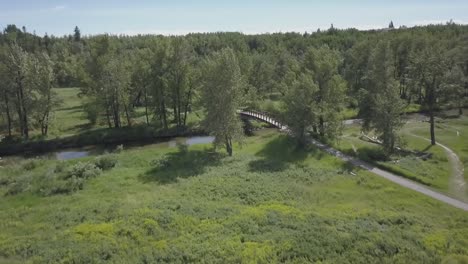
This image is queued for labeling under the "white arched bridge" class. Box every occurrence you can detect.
[238,109,468,211]
[238,109,287,131]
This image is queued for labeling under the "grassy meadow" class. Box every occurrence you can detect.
[35,87,204,140]
[0,130,467,263]
[335,112,468,202]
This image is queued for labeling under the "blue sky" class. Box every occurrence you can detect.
[1,0,468,36]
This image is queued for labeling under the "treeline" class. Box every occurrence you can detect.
[0,23,467,154]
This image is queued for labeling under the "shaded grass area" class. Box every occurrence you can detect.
[403,113,468,199]
[335,125,451,193]
[336,113,468,201]
[49,88,89,137]
[140,150,224,184]
[0,130,467,263]
[0,88,206,156]
[50,88,204,138]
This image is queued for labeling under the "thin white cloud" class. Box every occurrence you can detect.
[50,5,66,12]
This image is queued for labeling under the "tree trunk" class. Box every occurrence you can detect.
[161,97,168,130]
[44,118,49,136]
[183,83,193,126]
[3,91,12,137]
[112,96,121,128]
[429,111,436,145]
[319,116,325,137]
[172,103,178,123]
[225,136,233,156]
[427,77,437,146]
[133,90,142,107]
[113,105,120,128]
[41,113,49,136]
[144,88,150,125]
[106,106,112,128]
[16,73,28,139]
[124,104,132,127]
[312,125,317,134]
[42,89,52,136]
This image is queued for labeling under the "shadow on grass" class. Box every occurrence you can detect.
[58,105,83,112]
[248,135,324,173]
[139,149,224,184]
[354,147,388,162]
[67,123,95,133]
[340,161,356,173]
[420,144,433,153]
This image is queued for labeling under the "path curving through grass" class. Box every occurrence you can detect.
[241,111,468,211]
[407,132,467,201]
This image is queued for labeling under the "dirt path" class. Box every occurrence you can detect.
[408,132,467,201]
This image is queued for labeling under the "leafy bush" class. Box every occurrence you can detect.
[0,174,12,186]
[94,155,117,170]
[4,155,119,197]
[21,159,42,171]
[176,142,189,155]
[66,162,102,179]
[63,176,85,193]
[153,155,171,169]
[357,147,388,161]
[54,161,67,173]
[115,144,124,153]
[37,171,84,196]
[5,174,32,195]
[83,100,101,125]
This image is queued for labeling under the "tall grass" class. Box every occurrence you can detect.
[0,130,467,263]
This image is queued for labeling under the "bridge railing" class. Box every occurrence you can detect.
[239,109,286,129]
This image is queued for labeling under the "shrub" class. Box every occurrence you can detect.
[152,155,171,169]
[6,174,32,196]
[63,176,85,193]
[22,159,42,171]
[0,174,12,186]
[66,162,101,179]
[115,144,124,153]
[54,162,67,173]
[84,101,101,125]
[94,155,117,170]
[176,142,189,155]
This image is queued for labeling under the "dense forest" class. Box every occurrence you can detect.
[0,22,467,154]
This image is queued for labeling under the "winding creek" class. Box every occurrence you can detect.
[0,136,215,162]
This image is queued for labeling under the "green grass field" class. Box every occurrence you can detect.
[0,130,467,263]
[46,88,204,139]
[48,88,90,137]
[335,113,468,202]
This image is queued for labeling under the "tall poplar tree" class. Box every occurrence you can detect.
[304,46,346,139]
[360,41,405,154]
[409,40,452,145]
[201,48,244,156]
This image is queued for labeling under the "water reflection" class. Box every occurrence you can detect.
[0,136,216,162]
[168,136,215,147]
[56,151,90,160]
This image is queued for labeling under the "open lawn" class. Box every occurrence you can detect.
[46,88,204,139]
[49,88,90,137]
[335,112,468,202]
[402,113,468,200]
[0,130,467,263]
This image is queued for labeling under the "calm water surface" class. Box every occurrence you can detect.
[1,136,215,162]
